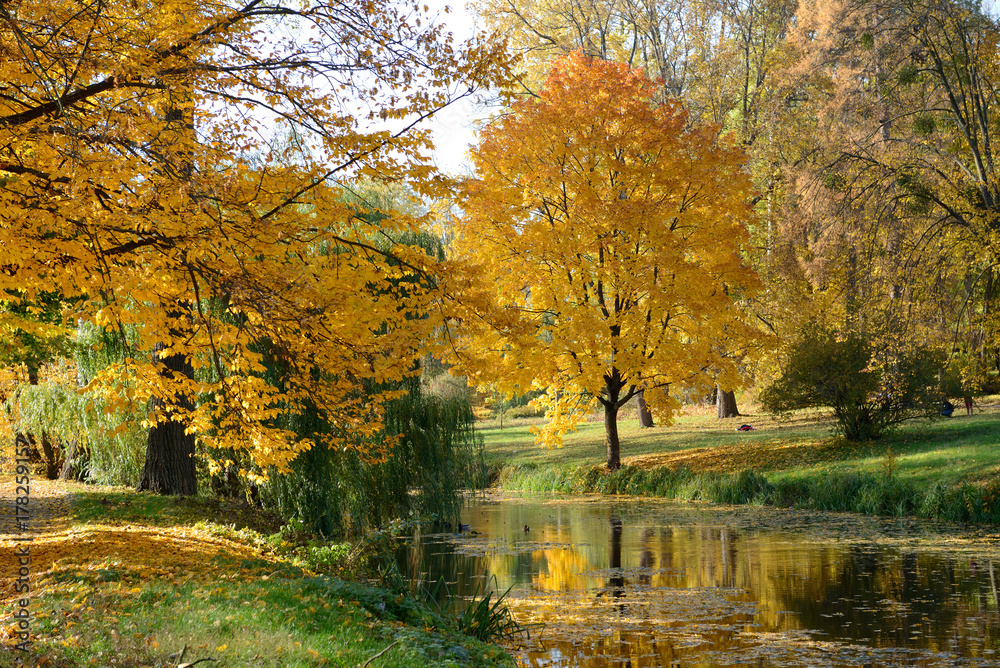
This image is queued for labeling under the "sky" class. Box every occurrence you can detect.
[424,1,489,175]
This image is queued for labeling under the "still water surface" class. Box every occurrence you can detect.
[397,494,1000,667]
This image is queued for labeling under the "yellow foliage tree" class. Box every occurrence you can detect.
[0,0,513,493]
[450,52,760,470]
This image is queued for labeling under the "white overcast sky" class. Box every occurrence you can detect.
[424,1,489,175]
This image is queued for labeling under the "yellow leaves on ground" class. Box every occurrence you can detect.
[0,523,279,607]
[0,481,281,627]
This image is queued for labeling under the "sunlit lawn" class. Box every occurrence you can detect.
[479,400,1000,488]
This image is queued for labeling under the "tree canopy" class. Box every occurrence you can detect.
[0,0,513,481]
[449,52,761,469]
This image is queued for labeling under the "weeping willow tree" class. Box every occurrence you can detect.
[262,374,484,537]
[0,319,150,484]
[215,181,485,537]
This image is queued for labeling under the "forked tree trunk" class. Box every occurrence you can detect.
[636,389,654,427]
[716,386,740,419]
[603,371,625,470]
[39,432,60,480]
[138,340,196,495]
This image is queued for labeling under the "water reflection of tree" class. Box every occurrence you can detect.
[608,515,625,606]
[639,527,655,587]
[444,499,1000,664]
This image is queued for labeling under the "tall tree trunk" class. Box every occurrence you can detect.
[138,339,197,495]
[138,86,197,496]
[636,389,654,427]
[604,400,621,470]
[716,386,740,419]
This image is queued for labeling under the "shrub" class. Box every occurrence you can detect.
[503,404,547,419]
[761,323,942,441]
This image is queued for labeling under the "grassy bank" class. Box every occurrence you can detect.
[480,402,1000,523]
[2,482,516,667]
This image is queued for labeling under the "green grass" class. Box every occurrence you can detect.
[17,485,517,667]
[33,563,514,667]
[72,487,286,533]
[480,403,1000,523]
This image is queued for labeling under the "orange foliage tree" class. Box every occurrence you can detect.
[450,52,761,470]
[0,0,513,493]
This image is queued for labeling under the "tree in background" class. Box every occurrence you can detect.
[450,53,761,470]
[761,323,943,441]
[0,291,73,478]
[766,0,1000,369]
[0,0,513,493]
[477,0,801,415]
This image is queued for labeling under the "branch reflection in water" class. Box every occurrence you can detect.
[396,495,1000,667]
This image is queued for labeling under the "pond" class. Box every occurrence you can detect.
[396,494,1000,667]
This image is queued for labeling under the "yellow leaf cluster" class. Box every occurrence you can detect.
[450,52,761,447]
[0,0,516,471]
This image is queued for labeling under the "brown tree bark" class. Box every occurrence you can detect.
[604,399,621,470]
[603,369,627,470]
[636,389,654,427]
[716,386,740,419]
[137,339,197,495]
[38,432,60,480]
[59,440,88,481]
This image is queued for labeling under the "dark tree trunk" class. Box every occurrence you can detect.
[39,432,60,480]
[603,371,624,470]
[716,386,740,419]
[59,440,88,481]
[604,400,621,470]
[138,340,197,496]
[636,389,654,427]
[139,91,198,496]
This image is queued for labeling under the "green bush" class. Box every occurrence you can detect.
[264,380,486,537]
[761,323,942,441]
[503,404,546,419]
